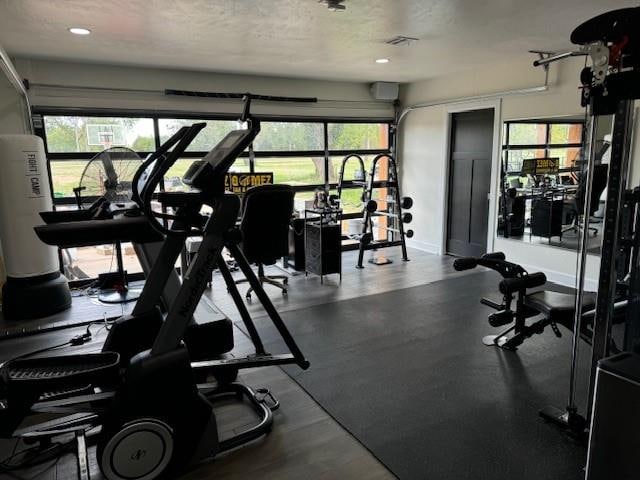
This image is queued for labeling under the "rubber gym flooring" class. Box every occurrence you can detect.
[242,270,590,480]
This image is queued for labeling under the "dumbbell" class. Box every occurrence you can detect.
[405,229,414,238]
[402,212,412,224]
[366,200,378,213]
[360,232,373,245]
[401,197,413,209]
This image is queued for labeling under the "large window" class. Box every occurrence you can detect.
[36,111,393,280]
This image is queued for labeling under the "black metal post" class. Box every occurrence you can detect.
[227,243,309,369]
[216,254,267,355]
[587,99,635,418]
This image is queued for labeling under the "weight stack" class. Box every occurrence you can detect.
[585,352,640,480]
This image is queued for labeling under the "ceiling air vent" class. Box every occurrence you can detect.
[385,36,419,46]
[318,0,346,11]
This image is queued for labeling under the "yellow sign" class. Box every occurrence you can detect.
[225,172,273,194]
[521,157,559,175]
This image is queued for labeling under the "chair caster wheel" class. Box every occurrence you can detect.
[282,289,288,297]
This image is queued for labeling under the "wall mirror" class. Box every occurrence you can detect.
[496,116,614,255]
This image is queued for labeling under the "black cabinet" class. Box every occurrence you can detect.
[531,198,563,240]
[286,218,306,271]
[304,209,342,282]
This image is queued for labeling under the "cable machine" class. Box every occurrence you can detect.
[532,6,640,432]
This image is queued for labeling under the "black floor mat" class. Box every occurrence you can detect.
[249,271,589,480]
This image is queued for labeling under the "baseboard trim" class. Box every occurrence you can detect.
[406,239,440,255]
[517,262,598,291]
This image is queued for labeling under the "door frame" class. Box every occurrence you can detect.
[440,99,502,256]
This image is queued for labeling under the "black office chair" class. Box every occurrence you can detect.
[563,164,608,236]
[235,184,294,299]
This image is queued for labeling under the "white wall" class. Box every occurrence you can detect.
[398,56,640,289]
[14,58,395,119]
[0,74,28,134]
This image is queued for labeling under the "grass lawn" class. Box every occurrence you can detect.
[50,157,388,211]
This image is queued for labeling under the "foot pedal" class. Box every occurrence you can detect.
[3,352,120,396]
[256,388,280,411]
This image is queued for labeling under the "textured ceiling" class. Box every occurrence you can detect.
[0,0,636,83]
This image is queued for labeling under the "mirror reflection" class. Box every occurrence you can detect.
[497,117,613,255]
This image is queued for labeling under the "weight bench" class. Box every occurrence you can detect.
[454,252,613,350]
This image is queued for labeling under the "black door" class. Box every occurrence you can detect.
[447,109,494,257]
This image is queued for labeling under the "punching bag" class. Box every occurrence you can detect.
[0,134,71,320]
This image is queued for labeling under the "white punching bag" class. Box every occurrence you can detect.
[0,134,71,320]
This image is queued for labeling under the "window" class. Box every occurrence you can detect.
[498,119,587,247]
[254,157,324,186]
[328,123,389,150]
[44,116,154,153]
[503,121,583,173]
[253,122,324,151]
[158,119,238,152]
[38,113,394,277]
[49,159,90,198]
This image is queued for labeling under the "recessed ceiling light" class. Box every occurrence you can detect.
[376,58,390,64]
[69,27,91,35]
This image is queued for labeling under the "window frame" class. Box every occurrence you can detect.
[502,119,584,174]
[33,107,394,276]
[35,108,392,204]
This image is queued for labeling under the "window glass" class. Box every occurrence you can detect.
[549,147,581,169]
[44,116,154,153]
[549,123,583,145]
[49,160,88,198]
[328,123,389,150]
[230,158,251,173]
[158,119,239,152]
[252,122,324,151]
[61,243,141,281]
[253,157,324,185]
[328,155,390,213]
[503,149,546,174]
[507,123,547,146]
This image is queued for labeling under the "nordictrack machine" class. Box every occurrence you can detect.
[0,95,309,480]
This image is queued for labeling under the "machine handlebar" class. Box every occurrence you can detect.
[453,257,478,271]
[499,272,547,294]
[453,252,528,280]
[481,252,506,261]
